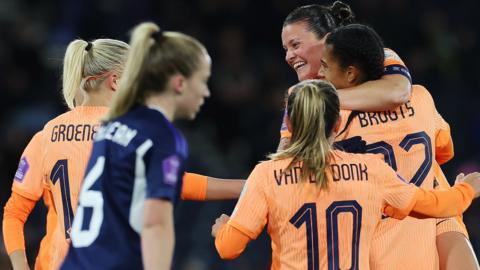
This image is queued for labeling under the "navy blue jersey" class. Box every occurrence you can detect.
[61,105,187,270]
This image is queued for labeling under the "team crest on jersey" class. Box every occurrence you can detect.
[14,157,30,182]
[163,155,180,185]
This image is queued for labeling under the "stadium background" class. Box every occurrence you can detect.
[0,0,478,269]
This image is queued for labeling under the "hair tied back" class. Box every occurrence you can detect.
[85,42,93,52]
[330,1,355,25]
[151,30,166,43]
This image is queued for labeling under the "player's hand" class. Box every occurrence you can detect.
[455,172,480,198]
[211,214,230,238]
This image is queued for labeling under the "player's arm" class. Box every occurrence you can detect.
[181,173,245,201]
[212,215,252,259]
[212,164,269,259]
[3,192,37,270]
[143,144,184,270]
[4,131,45,270]
[437,231,480,270]
[384,173,479,219]
[336,48,412,111]
[436,171,479,270]
[434,110,454,165]
[142,199,174,270]
[9,250,30,270]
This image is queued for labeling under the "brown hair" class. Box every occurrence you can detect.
[270,80,340,188]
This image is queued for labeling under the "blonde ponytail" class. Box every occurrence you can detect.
[106,22,159,120]
[62,40,89,109]
[62,38,129,109]
[269,80,339,189]
[106,22,207,121]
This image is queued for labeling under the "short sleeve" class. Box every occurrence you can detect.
[383,48,412,83]
[12,131,46,200]
[145,145,183,202]
[229,163,269,239]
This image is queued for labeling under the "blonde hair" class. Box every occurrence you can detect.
[269,80,340,188]
[62,38,129,109]
[105,22,207,121]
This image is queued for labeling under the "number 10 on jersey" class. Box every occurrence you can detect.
[290,201,362,270]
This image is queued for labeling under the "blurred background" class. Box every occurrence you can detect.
[0,0,478,269]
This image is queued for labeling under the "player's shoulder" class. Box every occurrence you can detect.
[331,150,385,167]
[123,106,186,155]
[42,110,70,129]
[383,48,402,60]
[411,84,434,102]
[43,106,106,129]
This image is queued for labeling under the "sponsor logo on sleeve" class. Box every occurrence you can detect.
[14,157,30,183]
[162,155,180,185]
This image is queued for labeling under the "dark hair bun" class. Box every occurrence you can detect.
[330,1,355,26]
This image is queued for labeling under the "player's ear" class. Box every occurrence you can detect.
[109,73,120,91]
[346,66,360,85]
[169,74,187,95]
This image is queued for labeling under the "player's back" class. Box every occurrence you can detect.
[244,150,415,270]
[335,85,449,269]
[41,106,107,269]
[62,105,186,270]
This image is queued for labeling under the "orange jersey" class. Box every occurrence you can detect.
[280,48,410,138]
[229,150,422,270]
[43,106,107,269]
[35,190,57,270]
[7,106,207,270]
[335,85,460,269]
[14,106,107,269]
[6,130,56,270]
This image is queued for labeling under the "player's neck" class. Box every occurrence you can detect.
[81,87,112,107]
[144,95,174,122]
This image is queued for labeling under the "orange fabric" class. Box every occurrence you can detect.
[280,48,408,139]
[43,106,107,270]
[35,190,57,270]
[8,106,107,270]
[432,162,468,237]
[6,131,58,269]
[181,173,208,201]
[11,132,45,201]
[226,151,420,269]
[433,109,454,165]
[3,192,36,254]
[215,222,251,259]
[384,182,474,219]
[383,48,406,67]
[335,85,455,270]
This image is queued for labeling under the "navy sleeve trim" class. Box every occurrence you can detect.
[384,64,412,83]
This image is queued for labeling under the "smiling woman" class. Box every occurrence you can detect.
[280,1,411,113]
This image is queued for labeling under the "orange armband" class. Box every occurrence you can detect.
[3,192,37,254]
[181,173,208,201]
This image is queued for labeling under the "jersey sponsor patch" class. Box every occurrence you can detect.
[162,155,180,185]
[14,157,30,182]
